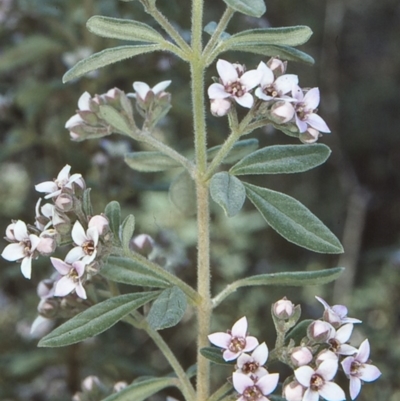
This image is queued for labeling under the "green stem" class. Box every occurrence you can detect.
[211,280,240,309]
[125,313,196,401]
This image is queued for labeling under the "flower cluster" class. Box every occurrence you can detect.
[208,58,331,143]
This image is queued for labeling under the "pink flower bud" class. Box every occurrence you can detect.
[37,298,59,318]
[37,279,55,298]
[283,380,305,401]
[55,193,74,212]
[307,320,334,343]
[210,98,231,117]
[113,381,128,392]
[36,237,57,256]
[315,349,338,366]
[273,297,295,319]
[82,376,102,392]
[267,57,287,76]
[5,222,16,241]
[299,127,320,144]
[270,101,295,123]
[232,62,246,76]
[130,234,155,256]
[88,215,109,235]
[290,346,313,367]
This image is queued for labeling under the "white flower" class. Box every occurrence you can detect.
[292,86,331,134]
[316,350,339,366]
[131,80,171,101]
[233,371,279,401]
[236,342,269,378]
[51,257,87,299]
[307,320,335,343]
[284,380,306,401]
[294,359,345,401]
[208,316,259,361]
[35,165,84,199]
[1,220,41,279]
[208,59,261,109]
[326,323,357,355]
[210,98,231,117]
[291,346,314,367]
[341,339,381,400]
[65,92,92,130]
[315,296,362,327]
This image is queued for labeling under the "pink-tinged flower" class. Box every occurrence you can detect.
[5,222,16,241]
[1,220,41,279]
[236,342,269,378]
[35,165,84,199]
[210,98,232,117]
[270,100,295,123]
[208,316,259,361]
[284,380,306,401]
[316,350,339,366]
[292,86,331,134]
[132,80,171,101]
[255,61,298,102]
[51,257,87,299]
[300,127,320,144]
[295,359,345,401]
[291,346,313,367]
[341,339,381,400]
[65,92,92,130]
[307,320,335,343]
[273,297,295,319]
[65,221,100,264]
[233,372,279,401]
[88,215,109,235]
[208,59,261,109]
[327,324,357,356]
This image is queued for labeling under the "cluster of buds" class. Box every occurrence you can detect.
[208,297,381,401]
[208,58,331,144]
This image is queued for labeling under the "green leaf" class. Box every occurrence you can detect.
[207,138,259,164]
[101,377,177,401]
[230,144,331,175]
[169,171,196,216]
[147,286,187,330]
[63,45,161,83]
[87,16,164,43]
[98,105,132,135]
[222,0,266,18]
[105,201,121,240]
[285,319,313,345]
[210,172,246,217]
[204,21,231,40]
[82,188,93,217]
[227,44,314,64]
[200,347,234,365]
[38,292,159,347]
[121,214,135,255]
[125,151,181,172]
[244,183,344,253]
[223,26,312,48]
[101,256,170,288]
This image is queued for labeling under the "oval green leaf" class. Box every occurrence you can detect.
[285,319,314,345]
[244,183,344,253]
[147,286,187,330]
[101,256,170,288]
[125,151,181,172]
[99,105,132,135]
[200,347,234,365]
[101,377,177,401]
[38,291,159,347]
[105,200,121,240]
[63,45,160,83]
[223,0,266,18]
[210,172,246,217]
[169,171,196,216]
[230,144,331,175]
[121,214,135,255]
[87,16,164,43]
[207,138,259,164]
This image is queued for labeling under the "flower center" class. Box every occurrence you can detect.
[22,239,33,256]
[310,374,324,391]
[242,385,263,401]
[68,268,80,282]
[241,361,259,375]
[229,336,246,353]
[328,338,340,353]
[350,361,362,377]
[82,240,95,256]
[225,81,246,98]
[263,84,278,98]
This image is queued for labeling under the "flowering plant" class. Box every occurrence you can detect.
[1,0,381,400]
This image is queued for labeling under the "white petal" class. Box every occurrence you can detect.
[341,356,354,376]
[275,74,298,95]
[234,93,254,108]
[294,366,314,387]
[317,359,338,381]
[257,373,279,395]
[349,377,361,400]
[86,226,99,246]
[14,220,29,241]
[231,316,248,337]
[35,181,57,194]
[152,80,171,94]
[75,281,87,299]
[78,92,91,110]
[240,70,262,90]
[359,364,381,382]
[66,173,83,188]
[319,382,345,401]
[1,243,25,261]
[255,88,273,101]
[332,304,348,317]
[65,246,86,263]
[20,256,33,279]
[208,83,230,100]
[307,113,331,133]
[73,260,86,277]
[356,339,370,363]
[29,235,41,252]
[54,276,76,297]
[237,353,253,368]
[65,113,84,129]
[223,349,240,361]
[292,85,304,101]
[303,87,320,110]
[216,59,238,83]
[133,81,150,99]
[50,257,71,275]
[208,332,231,348]
[71,221,88,245]
[252,342,269,365]
[315,295,330,310]
[339,344,358,355]
[244,336,259,352]
[335,324,354,343]
[82,250,97,264]
[257,62,274,86]
[303,388,319,401]
[232,372,253,393]
[295,114,308,133]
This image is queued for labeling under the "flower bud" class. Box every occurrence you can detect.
[130,234,155,257]
[283,380,305,401]
[307,320,334,343]
[210,98,231,117]
[273,297,295,319]
[82,376,102,392]
[113,381,128,392]
[37,279,55,298]
[38,298,59,318]
[5,222,16,241]
[89,215,110,235]
[232,62,246,76]
[270,101,295,123]
[267,57,287,76]
[299,127,320,144]
[37,234,57,256]
[315,349,338,366]
[290,346,313,367]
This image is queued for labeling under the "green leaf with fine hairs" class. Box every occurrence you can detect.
[101,377,177,401]
[210,172,246,217]
[82,188,93,217]
[230,144,331,175]
[125,151,181,172]
[101,256,170,288]
[38,292,159,347]
[285,319,314,345]
[169,171,196,216]
[147,286,187,330]
[222,0,266,18]
[121,214,135,255]
[105,201,121,240]
[227,44,314,65]
[223,26,312,48]
[207,138,259,164]
[244,183,344,253]
[63,45,161,83]
[99,105,132,135]
[87,16,164,43]
[200,347,234,365]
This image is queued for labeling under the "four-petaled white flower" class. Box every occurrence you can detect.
[51,257,87,299]
[208,59,261,109]
[326,323,357,356]
[65,92,92,131]
[132,80,171,101]
[208,316,259,361]
[236,342,269,378]
[294,359,345,401]
[1,220,41,279]
[341,339,381,400]
[35,164,84,199]
[315,296,362,327]
[233,371,279,401]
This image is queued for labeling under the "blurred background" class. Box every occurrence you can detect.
[0,0,399,400]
